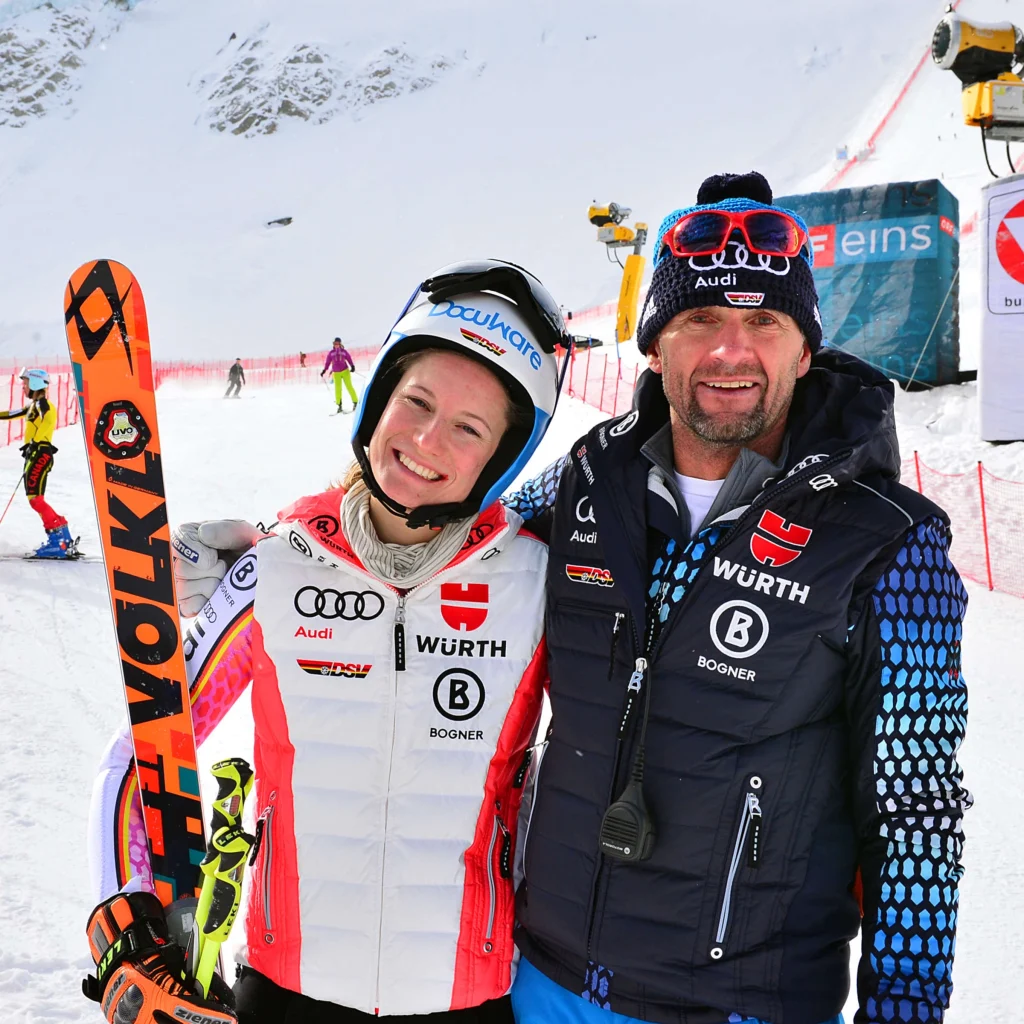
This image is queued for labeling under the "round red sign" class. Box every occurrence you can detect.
[995,198,1024,284]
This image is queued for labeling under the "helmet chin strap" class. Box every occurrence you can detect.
[352,444,478,531]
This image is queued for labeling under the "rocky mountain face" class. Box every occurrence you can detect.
[196,26,473,137]
[0,0,133,128]
[0,1,475,135]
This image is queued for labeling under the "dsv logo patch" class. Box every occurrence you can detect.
[433,668,485,721]
[709,600,769,660]
[294,586,385,621]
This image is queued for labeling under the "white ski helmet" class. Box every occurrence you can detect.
[352,259,571,528]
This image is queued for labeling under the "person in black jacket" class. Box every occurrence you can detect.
[225,358,245,398]
[505,172,971,1024]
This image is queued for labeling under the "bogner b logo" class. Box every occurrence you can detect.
[750,510,812,568]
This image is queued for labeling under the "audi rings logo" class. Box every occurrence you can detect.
[294,587,385,621]
[462,522,495,551]
[687,242,792,276]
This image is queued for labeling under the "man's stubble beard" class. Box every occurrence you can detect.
[664,358,801,449]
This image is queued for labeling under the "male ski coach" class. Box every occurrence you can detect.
[505,172,971,1024]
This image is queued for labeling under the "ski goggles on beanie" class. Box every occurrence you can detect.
[352,259,572,530]
[660,207,808,260]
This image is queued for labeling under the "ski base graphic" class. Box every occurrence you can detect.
[64,259,205,906]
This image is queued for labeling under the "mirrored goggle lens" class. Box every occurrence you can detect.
[744,212,803,256]
[668,212,731,254]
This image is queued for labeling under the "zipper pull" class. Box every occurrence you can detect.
[617,658,649,737]
[497,816,512,879]
[394,596,406,672]
[627,657,647,693]
[607,612,625,679]
[746,794,762,868]
[512,747,533,789]
[249,816,266,866]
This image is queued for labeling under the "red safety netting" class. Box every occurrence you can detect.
[0,349,378,449]
[912,453,1024,598]
[917,456,1024,598]
[7,348,1024,602]
[1,373,79,448]
[153,348,376,388]
[560,346,638,418]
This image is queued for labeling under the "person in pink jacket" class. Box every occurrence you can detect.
[85,261,571,1024]
[322,337,359,412]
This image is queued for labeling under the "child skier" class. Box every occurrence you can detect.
[0,368,76,557]
[320,337,358,412]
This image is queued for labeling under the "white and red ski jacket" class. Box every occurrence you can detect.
[89,488,548,1015]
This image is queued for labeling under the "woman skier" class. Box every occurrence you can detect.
[0,367,75,558]
[321,337,359,412]
[84,261,569,1024]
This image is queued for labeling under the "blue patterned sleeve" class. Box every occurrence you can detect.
[851,516,972,1024]
[501,455,569,540]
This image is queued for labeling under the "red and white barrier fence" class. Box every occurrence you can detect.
[911,453,1024,598]
[153,348,376,389]
[560,346,638,418]
[0,349,379,449]
[6,351,1022,600]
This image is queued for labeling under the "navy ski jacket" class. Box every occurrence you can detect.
[506,350,970,1024]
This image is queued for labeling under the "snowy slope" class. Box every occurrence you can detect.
[0,382,1017,1023]
[0,0,956,360]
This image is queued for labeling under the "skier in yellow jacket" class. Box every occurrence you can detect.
[0,368,76,557]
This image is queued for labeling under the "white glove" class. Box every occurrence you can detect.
[171,520,266,616]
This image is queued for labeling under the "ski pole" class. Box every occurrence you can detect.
[193,757,254,997]
[0,467,26,529]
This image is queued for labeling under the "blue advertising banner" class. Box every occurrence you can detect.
[776,180,960,386]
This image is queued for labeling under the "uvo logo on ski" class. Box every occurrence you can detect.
[750,509,813,568]
[566,563,614,587]
[709,600,769,660]
[440,582,489,631]
[93,399,151,460]
[297,659,372,679]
